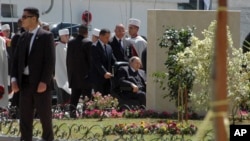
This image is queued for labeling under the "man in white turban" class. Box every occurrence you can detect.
[0,36,8,107]
[55,29,71,104]
[91,28,100,44]
[41,22,50,31]
[1,24,12,47]
[1,24,11,38]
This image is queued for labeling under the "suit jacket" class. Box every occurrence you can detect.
[90,40,115,83]
[11,33,21,55]
[117,66,146,92]
[11,28,55,90]
[66,35,92,88]
[109,37,126,61]
[10,33,21,75]
[109,37,138,61]
[141,47,147,72]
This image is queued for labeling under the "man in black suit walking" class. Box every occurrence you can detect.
[91,28,116,95]
[66,25,92,118]
[11,7,55,141]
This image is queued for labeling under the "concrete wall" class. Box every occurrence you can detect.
[146,10,240,113]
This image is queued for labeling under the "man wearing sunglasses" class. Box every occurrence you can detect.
[11,7,55,141]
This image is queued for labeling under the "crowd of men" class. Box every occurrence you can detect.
[0,6,147,141]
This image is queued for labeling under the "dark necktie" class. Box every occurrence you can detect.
[24,33,33,67]
[104,44,108,57]
[119,39,123,53]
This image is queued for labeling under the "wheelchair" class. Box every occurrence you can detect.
[111,61,144,110]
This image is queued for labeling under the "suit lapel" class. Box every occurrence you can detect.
[114,37,119,45]
[128,67,138,82]
[97,41,105,56]
[19,32,29,63]
[138,70,146,85]
[29,28,41,55]
[114,37,124,54]
[97,41,110,62]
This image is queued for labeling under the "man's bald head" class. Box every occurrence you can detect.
[114,24,125,39]
[129,56,142,71]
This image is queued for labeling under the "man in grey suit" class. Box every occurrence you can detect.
[66,25,92,118]
[11,7,55,141]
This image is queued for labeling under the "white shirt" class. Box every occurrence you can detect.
[23,25,40,75]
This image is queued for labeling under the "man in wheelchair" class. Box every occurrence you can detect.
[113,56,146,108]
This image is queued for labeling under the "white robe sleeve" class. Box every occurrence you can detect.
[0,37,9,107]
[132,36,147,59]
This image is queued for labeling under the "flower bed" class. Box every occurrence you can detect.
[51,92,203,120]
[112,120,197,135]
[52,105,202,120]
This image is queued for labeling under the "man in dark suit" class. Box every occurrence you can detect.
[117,56,146,106]
[66,25,92,118]
[109,24,137,62]
[91,28,116,95]
[11,7,55,141]
[9,18,25,111]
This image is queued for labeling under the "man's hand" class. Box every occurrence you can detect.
[37,82,47,93]
[131,84,139,93]
[104,72,112,79]
[11,81,19,93]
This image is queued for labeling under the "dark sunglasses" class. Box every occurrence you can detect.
[22,15,34,19]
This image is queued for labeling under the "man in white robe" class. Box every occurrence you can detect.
[55,29,71,104]
[128,18,147,69]
[0,36,8,107]
[92,28,100,44]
